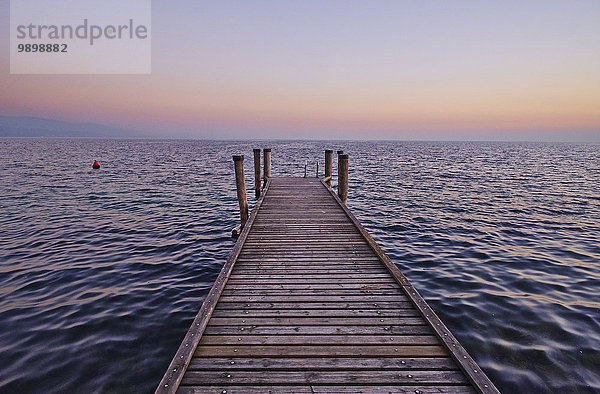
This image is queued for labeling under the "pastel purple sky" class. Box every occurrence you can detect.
[1,0,599,140]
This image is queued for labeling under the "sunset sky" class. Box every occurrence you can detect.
[1,0,599,140]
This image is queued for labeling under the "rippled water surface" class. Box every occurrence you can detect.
[1,139,599,393]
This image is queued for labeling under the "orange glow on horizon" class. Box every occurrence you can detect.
[2,72,598,135]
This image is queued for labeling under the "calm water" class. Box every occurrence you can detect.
[0,139,599,393]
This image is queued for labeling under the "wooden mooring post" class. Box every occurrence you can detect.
[253,149,261,199]
[338,153,349,204]
[232,155,248,237]
[324,149,333,186]
[263,148,271,186]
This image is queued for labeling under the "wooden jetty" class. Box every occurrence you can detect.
[157,151,499,393]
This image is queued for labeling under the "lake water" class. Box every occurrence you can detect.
[0,139,599,393]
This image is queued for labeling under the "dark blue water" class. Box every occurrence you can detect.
[0,139,599,393]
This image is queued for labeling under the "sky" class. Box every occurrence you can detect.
[1,0,599,141]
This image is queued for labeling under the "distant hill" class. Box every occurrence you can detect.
[0,116,146,138]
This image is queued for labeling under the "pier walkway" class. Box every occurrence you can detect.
[157,177,498,393]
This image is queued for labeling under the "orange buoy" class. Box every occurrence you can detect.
[92,160,100,169]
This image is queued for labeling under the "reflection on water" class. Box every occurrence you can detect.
[0,139,598,393]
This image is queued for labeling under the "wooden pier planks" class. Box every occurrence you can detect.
[157,177,499,394]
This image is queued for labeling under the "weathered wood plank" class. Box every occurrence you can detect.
[234,260,381,266]
[215,301,415,309]
[176,386,312,393]
[237,253,378,258]
[180,370,467,385]
[219,289,404,296]
[217,295,409,303]
[210,309,421,318]
[208,317,426,326]
[187,357,458,371]
[243,246,371,249]
[236,257,381,261]
[229,276,391,281]
[199,335,439,345]
[249,230,359,233]
[203,325,432,336]
[245,236,365,240]
[231,270,390,276]
[236,255,380,259]
[231,267,385,272]
[177,386,476,394]
[226,279,397,284]
[235,261,382,266]
[220,290,402,296]
[310,387,476,394]
[240,248,376,253]
[229,270,390,275]
[244,240,366,244]
[194,345,449,358]
[223,283,401,290]
[231,269,390,275]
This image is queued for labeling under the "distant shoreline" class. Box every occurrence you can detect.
[1,115,598,143]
